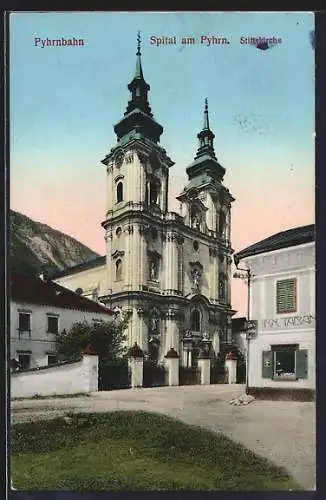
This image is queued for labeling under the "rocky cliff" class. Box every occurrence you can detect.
[10,210,100,277]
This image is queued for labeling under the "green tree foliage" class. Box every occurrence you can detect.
[56,316,129,363]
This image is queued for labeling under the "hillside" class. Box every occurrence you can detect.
[10,210,100,277]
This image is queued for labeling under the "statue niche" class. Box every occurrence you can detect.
[148,251,160,281]
[148,310,161,363]
[189,261,203,293]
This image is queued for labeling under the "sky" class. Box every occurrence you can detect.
[10,11,315,316]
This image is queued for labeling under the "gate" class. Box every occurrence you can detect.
[179,366,200,385]
[98,358,130,391]
[143,360,166,388]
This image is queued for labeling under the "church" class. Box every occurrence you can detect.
[54,34,236,367]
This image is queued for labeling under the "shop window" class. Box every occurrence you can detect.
[262,345,308,380]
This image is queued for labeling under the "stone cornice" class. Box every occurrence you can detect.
[101,139,174,169]
[102,207,233,252]
[98,291,237,315]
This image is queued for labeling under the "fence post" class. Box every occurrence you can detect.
[164,348,179,386]
[82,344,99,392]
[127,342,144,388]
[225,351,237,384]
[197,350,211,385]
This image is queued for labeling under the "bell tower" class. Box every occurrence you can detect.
[177,99,235,346]
[100,33,174,353]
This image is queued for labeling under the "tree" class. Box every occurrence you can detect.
[56,315,129,363]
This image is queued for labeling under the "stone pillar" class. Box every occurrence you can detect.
[164,348,179,386]
[82,345,99,392]
[164,310,179,355]
[128,342,144,388]
[136,307,148,350]
[227,207,231,245]
[165,233,178,292]
[177,236,184,294]
[225,351,237,384]
[197,350,211,385]
[209,248,218,301]
[106,231,113,293]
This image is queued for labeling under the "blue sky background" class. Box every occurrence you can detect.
[10,12,315,315]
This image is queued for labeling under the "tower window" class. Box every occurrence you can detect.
[115,259,123,281]
[150,179,160,205]
[191,208,201,230]
[149,259,159,281]
[191,309,201,332]
[116,182,123,203]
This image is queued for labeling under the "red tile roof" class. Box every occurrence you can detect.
[10,273,114,315]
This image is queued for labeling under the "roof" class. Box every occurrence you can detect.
[50,255,106,279]
[10,273,114,315]
[234,224,315,264]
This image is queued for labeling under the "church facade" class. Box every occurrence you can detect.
[54,36,236,366]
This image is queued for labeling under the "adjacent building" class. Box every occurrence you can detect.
[234,224,315,397]
[53,36,236,366]
[10,273,114,369]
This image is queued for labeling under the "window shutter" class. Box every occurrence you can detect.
[262,350,273,378]
[276,278,297,313]
[295,349,308,379]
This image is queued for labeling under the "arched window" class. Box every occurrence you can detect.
[191,207,201,230]
[116,182,123,203]
[191,309,201,332]
[150,179,160,205]
[115,259,123,281]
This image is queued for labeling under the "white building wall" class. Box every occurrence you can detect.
[55,265,107,298]
[243,242,315,390]
[11,300,113,368]
[11,355,99,398]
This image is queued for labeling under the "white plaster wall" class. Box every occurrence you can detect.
[55,265,107,297]
[11,300,113,368]
[11,355,99,398]
[242,242,315,389]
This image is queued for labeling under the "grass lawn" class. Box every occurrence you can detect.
[11,410,300,491]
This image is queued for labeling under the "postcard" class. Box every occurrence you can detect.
[9,11,315,492]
